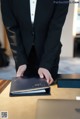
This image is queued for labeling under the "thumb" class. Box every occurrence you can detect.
[17,65,27,77]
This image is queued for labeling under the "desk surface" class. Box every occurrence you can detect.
[0,83,80,119]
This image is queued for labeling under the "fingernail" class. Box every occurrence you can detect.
[40,74,44,78]
[47,80,49,84]
[16,74,21,77]
[16,75,20,77]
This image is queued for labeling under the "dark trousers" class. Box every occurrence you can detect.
[24,46,60,80]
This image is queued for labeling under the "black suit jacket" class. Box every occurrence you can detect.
[1,0,69,71]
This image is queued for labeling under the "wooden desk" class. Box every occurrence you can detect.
[0,80,10,93]
[0,83,80,119]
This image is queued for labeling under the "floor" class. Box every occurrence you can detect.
[0,57,80,80]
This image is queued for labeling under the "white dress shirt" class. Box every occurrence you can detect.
[30,0,37,24]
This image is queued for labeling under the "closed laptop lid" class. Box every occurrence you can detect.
[36,99,80,119]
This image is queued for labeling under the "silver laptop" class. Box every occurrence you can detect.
[36,99,80,119]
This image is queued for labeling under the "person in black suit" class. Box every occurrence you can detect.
[1,0,69,84]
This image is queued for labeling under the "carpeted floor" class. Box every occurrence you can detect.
[0,57,80,80]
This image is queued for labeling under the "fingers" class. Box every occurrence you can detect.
[43,72,53,85]
[38,68,54,85]
[38,70,44,79]
[48,75,53,84]
[40,73,44,78]
[16,64,27,77]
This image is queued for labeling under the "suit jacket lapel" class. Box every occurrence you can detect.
[34,0,40,26]
[25,0,43,28]
[34,0,53,27]
[26,0,32,28]
[26,0,53,28]
[26,0,40,27]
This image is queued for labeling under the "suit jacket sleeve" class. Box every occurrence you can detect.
[39,1,69,71]
[1,0,27,70]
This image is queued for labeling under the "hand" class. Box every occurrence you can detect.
[38,68,54,85]
[16,64,27,77]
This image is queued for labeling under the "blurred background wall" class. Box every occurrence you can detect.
[60,1,80,57]
[0,1,4,47]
